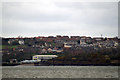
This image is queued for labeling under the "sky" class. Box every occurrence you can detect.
[1,1,118,38]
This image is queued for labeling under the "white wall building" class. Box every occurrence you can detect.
[33,55,58,61]
[18,40,24,45]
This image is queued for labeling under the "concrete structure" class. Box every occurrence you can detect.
[33,55,58,61]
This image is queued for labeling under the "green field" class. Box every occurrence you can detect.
[0,45,2,49]
[1,45,27,49]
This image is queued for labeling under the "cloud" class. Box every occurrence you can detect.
[2,1,118,38]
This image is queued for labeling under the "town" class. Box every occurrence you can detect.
[1,35,120,66]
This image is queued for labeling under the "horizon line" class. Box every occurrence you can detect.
[1,35,118,38]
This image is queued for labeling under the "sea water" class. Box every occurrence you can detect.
[2,66,119,78]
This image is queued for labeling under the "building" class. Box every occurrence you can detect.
[33,55,58,61]
[10,59,17,63]
[62,36,69,40]
[41,49,47,53]
[93,37,103,42]
[80,39,86,45]
[8,39,15,44]
[70,36,80,40]
[18,40,24,45]
[64,43,72,48]
[21,60,40,63]
[47,48,53,52]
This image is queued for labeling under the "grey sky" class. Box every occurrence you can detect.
[2,1,118,38]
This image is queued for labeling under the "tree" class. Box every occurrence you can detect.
[77,40,80,44]
[12,41,19,45]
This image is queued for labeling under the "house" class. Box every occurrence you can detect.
[56,35,62,38]
[65,41,78,45]
[70,36,80,40]
[52,47,63,53]
[41,49,47,53]
[64,43,72,48]
[55,49,63,53]
[80,39,86,45]
[47,48,52,52]
[114,41,118,47]
[8,39,15,44]
[93,37,103,42]
[18,39,24,45]
[62,36,69,40]
[10,59,17,63]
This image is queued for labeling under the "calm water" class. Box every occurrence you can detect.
[2,66,119,78]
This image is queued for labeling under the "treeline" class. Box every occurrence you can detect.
[46,45,120,65]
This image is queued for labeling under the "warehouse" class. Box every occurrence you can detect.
[33,55,58,61]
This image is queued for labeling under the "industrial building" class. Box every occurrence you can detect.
[33,55,58,61]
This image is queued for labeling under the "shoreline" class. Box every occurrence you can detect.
[2,63,119,66]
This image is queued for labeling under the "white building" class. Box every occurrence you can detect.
[18,40,24,45]
[80,39,86,45]
[33,55,58,61]
[21,60,41,63]
[64,43,72,48]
